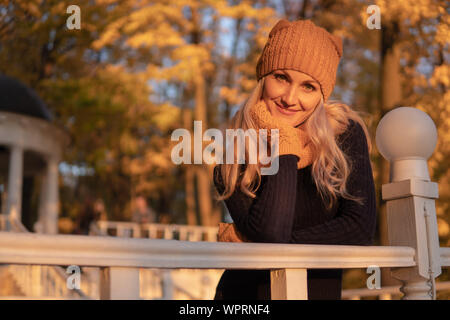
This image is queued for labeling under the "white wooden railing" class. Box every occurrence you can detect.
[92,220,218,242]
[342,281,450,300]
[0,213,93,299]
[1,231,449,299]
[89,220,450,300]
[90,220,223,299]
[1,265,88,299]
[0,231,429,299]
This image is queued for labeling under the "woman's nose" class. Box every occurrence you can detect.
[281,85,300,107]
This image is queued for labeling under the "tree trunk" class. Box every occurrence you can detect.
[297,0,309,19]
[190,7,217,226]
[378,19,403,287]
[193,71,215,226]
[183,108,197,226]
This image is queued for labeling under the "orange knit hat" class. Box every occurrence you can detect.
[256,19,343,101]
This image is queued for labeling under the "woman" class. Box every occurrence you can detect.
[213,19,377,300]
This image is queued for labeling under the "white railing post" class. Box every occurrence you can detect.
[270,268,308,300]
[164,226,172,239]
[161,269,174,299]
[179,227,187,241]
[148,225,157,238]
[376,107,442,300]
[116,225,123,237]
[31,265,42,297]
[98,221,107,235]
[133,225,141,238]
[99,267,140,300]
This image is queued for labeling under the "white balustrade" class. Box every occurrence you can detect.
[341,280,450,300]
[0,214,88,299]
[1,230,449,300]
[376,107,442,299]
[93,221,219,243]
[0,230,424,300]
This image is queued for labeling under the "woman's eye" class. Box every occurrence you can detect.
[274,74,288,81]
[303,84,315,91]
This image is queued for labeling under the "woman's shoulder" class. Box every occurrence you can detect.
[335,118,371,159]
[336,118,367,146]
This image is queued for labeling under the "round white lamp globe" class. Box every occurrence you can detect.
[375,107,437,182]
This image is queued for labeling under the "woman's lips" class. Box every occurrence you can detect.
[275,102,300,115]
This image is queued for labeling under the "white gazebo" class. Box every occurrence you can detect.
[0,75,69,234]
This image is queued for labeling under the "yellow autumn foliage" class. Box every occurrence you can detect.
[151,103,182,132]
[376,0,445,23]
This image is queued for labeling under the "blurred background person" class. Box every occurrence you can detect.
[131,195,156,224]
[74,196,96,235]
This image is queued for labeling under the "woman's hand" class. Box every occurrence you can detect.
[249,99,293,134]
[217,223,249,242]
[249,100,308,160]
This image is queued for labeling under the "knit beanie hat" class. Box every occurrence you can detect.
[256,19,343,101]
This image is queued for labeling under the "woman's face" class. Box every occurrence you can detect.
[262,69,322,127]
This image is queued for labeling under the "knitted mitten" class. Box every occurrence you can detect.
[249,99,314,168]
[217,223,249,242]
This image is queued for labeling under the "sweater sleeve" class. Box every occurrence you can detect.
[213,155,298,243]
[289,120,377,246]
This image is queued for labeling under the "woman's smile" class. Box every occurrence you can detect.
[274,102,301,115]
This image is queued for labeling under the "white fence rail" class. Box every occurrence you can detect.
[90,220,223,299]
[342,281,450,300]
[93,220,218,242]
[0,231,427,300]
[0,214,93,299]
[93,220,450,300]
[1,231,449,299]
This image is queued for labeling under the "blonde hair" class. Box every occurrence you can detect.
[215,77,372,210]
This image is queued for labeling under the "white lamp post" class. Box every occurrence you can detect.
[376,107,441,299]
[376,107,438,182]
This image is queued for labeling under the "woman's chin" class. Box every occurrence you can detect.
[272,113,295,126]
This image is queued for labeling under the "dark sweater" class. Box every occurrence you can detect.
[213,119,377,300]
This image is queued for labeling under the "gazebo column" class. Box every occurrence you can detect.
[38,155,60,234]
[6,145,24,222]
